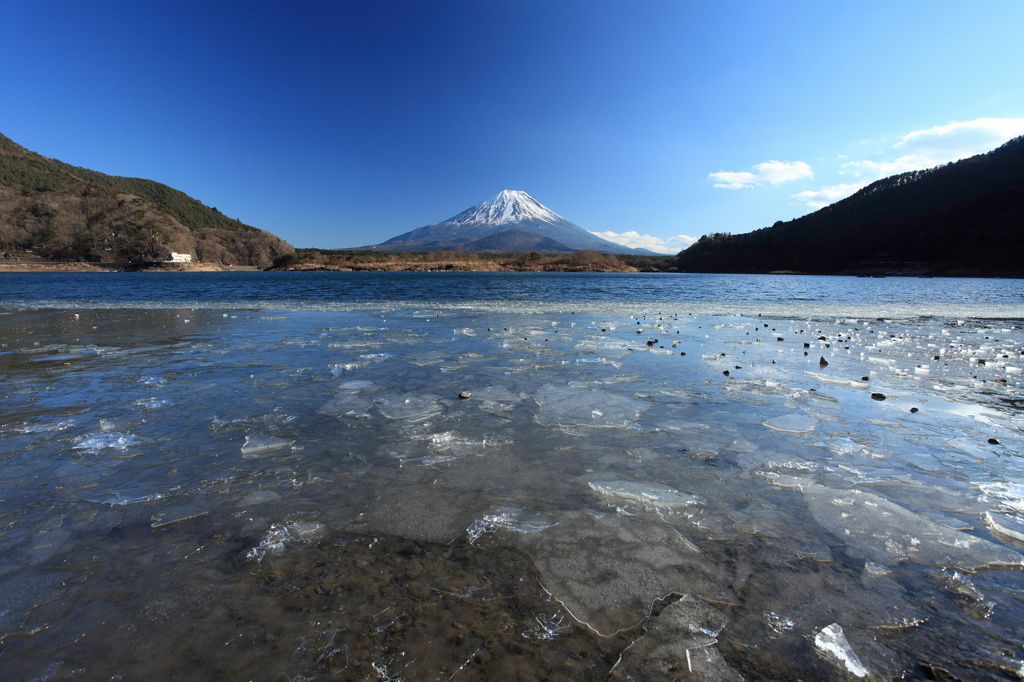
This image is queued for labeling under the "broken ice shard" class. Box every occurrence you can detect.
[240,434,294,457]
[814,622,867,678]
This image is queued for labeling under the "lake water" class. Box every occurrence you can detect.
[2,272,1024,680]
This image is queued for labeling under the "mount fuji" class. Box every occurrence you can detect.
[370,190,652,254]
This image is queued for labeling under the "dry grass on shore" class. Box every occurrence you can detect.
[0,249,673,273]
[274,249,640,273]
[0,261,246,273]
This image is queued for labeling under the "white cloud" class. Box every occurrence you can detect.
[897,117,1024,160]
[841,158,921,178]
[669,233,700,250]
[792,182,868,209]
[709,160,813,189]
[591,230,698,254]
[843,117,1024,180]
[794,117,1024,210]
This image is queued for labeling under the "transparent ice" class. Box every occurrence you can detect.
[2,276,1024,679]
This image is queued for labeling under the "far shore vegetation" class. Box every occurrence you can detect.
[269,248,677,273]
[0,248,677,273]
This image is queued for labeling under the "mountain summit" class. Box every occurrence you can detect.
[372,190,647,254]
[446,190,565,227]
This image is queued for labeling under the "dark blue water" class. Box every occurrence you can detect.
[1,271,1023,313]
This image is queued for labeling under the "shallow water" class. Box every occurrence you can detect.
[2,273,1024,680]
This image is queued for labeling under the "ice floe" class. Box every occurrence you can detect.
[763,413,818,434]
[16,418,79,434]
[72,432,142,454]
[335,379,381,391]
[798,482,1023,570]
[466,507,555,544]
[515,512,734,636]
[240,434,294,457]
[465,384,522,401]
[245,520,325,562]
[978,481,1024,514]
[588,480,704,510]
[611,594,742,681]
[375,393,443,422]
[237,489,283,507]
[534,383,646,428]
[318,391,375,417]
[983,510,1024,543]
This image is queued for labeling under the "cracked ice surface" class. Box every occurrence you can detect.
[4,285,1024,680]
[514,512,736,636]
[534,382,646,428]
[796,482,1023,571]
[611,594,742,681]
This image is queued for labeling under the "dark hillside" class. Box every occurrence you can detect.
[0,132,292,267]
[676,136,1024,277]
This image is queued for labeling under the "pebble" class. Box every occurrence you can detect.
[458,390,472,400]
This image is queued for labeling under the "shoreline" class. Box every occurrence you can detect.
[3,261,1021,279]
[0,261,640,274]
[0,262,259,273]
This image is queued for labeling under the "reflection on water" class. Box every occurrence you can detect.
[2,303,1024,680]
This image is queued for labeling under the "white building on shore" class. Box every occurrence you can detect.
[163,252,193,263]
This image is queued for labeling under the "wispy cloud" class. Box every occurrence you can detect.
[840,158,920,178]
[791,183,869,209]
[792,117,1024,209]
[709,160,813,189]
[842,117,1024,180]
[591,230,697,254]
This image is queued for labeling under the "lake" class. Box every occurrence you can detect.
[1,272,1023,680]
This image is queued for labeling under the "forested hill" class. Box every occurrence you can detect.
[0,132,293,267]
[676,136,1024,277]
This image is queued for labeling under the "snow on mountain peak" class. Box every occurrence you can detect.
[446,190,565,226]
[377,189,641,253]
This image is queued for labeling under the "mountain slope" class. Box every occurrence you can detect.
[0,132,293,267]
[462,229,575,253]
[676,136,1024,276]
[372,190,650,254]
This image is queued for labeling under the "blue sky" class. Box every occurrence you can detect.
[2,0,1022,254]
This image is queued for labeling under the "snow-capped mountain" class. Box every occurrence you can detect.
[446,190,566,227]
[371,190,648,254]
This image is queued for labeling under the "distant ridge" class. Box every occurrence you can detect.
[676,136,1024,277]
[371,190,655,254]
[0,131,293,267]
